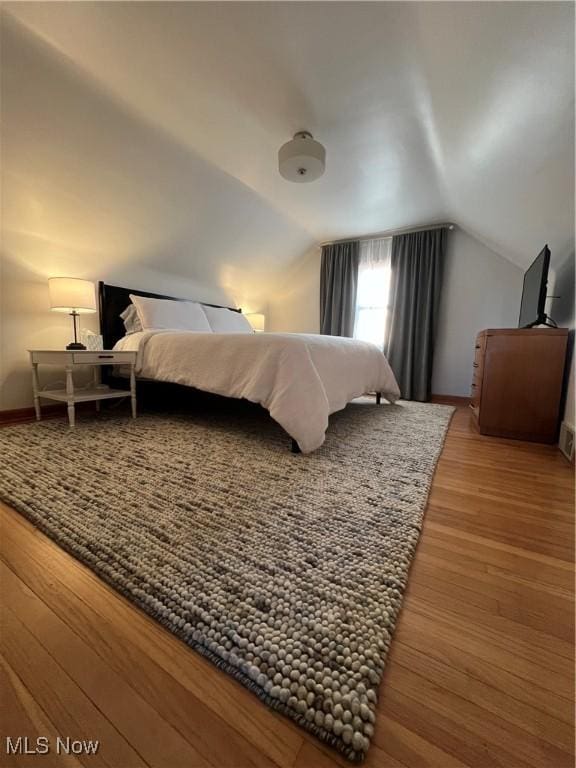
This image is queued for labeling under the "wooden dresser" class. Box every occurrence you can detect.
[471,328,568,443]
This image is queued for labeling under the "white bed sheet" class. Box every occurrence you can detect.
[114,330,400,452]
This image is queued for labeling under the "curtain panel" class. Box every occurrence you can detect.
[320,241,360,337]
[384,228,447,401]
[354,238,392,346]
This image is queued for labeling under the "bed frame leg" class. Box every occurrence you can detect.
[291,439,301,454]
[376,392,382,405]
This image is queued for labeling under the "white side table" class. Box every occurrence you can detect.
[29,350,138,427]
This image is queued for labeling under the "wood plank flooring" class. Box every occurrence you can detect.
[0,407,574,767]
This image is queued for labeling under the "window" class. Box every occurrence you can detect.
[354,238,392,348]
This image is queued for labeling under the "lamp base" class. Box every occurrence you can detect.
[66,342,86,350]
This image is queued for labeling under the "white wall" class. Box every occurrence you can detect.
[432,229,523,395]
[268,248,321,335]
[0,13,305,411]
[549,251,575,428]
[268,229,524,397]
[563,361,575,430]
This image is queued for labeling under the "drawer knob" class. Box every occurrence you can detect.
[97,355,114,359]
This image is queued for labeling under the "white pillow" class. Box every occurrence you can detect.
[203,305,254,334]
[129,294,212,332]
[120,304,143,335]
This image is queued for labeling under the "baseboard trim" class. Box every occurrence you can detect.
[0,403,95,426]
[0,404,65,425]
[431,394,471,406]
[2,394,472,425]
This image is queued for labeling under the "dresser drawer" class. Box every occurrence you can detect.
[471,353,483,389]
[72,352,136,364]
[470,381,481,409]
[472,360,483,383]
[471,333,485,409]
[474,335,486,366]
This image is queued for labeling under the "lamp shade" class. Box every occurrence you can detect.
[49,278,96,314]
[247,313,265,332]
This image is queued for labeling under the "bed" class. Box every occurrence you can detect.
[98,281,400,453]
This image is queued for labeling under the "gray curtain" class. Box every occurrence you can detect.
[320,241,360,336]
[384,229,447,401]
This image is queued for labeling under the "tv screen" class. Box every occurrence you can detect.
[518,245,550,328]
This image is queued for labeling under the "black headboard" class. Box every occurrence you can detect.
[98,281,241,349]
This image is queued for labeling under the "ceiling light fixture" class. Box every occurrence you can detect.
[278,131,326,183]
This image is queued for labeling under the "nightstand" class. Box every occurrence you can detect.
[29,350,138,427]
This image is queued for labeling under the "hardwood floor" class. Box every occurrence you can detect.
[0,407,574,768]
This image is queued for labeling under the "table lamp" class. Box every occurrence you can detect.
[49,277,97,350]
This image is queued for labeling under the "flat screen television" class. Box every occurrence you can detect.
[518,245,551,328]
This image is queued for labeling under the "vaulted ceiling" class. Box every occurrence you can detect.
[2,1,574,284]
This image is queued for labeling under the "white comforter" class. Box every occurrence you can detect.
[114,331,400,453]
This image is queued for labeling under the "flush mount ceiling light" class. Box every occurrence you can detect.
[278,131,326,183]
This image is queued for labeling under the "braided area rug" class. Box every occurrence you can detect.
[0,400,453,761]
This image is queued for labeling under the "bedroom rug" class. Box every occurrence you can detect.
[0,400,453,762]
